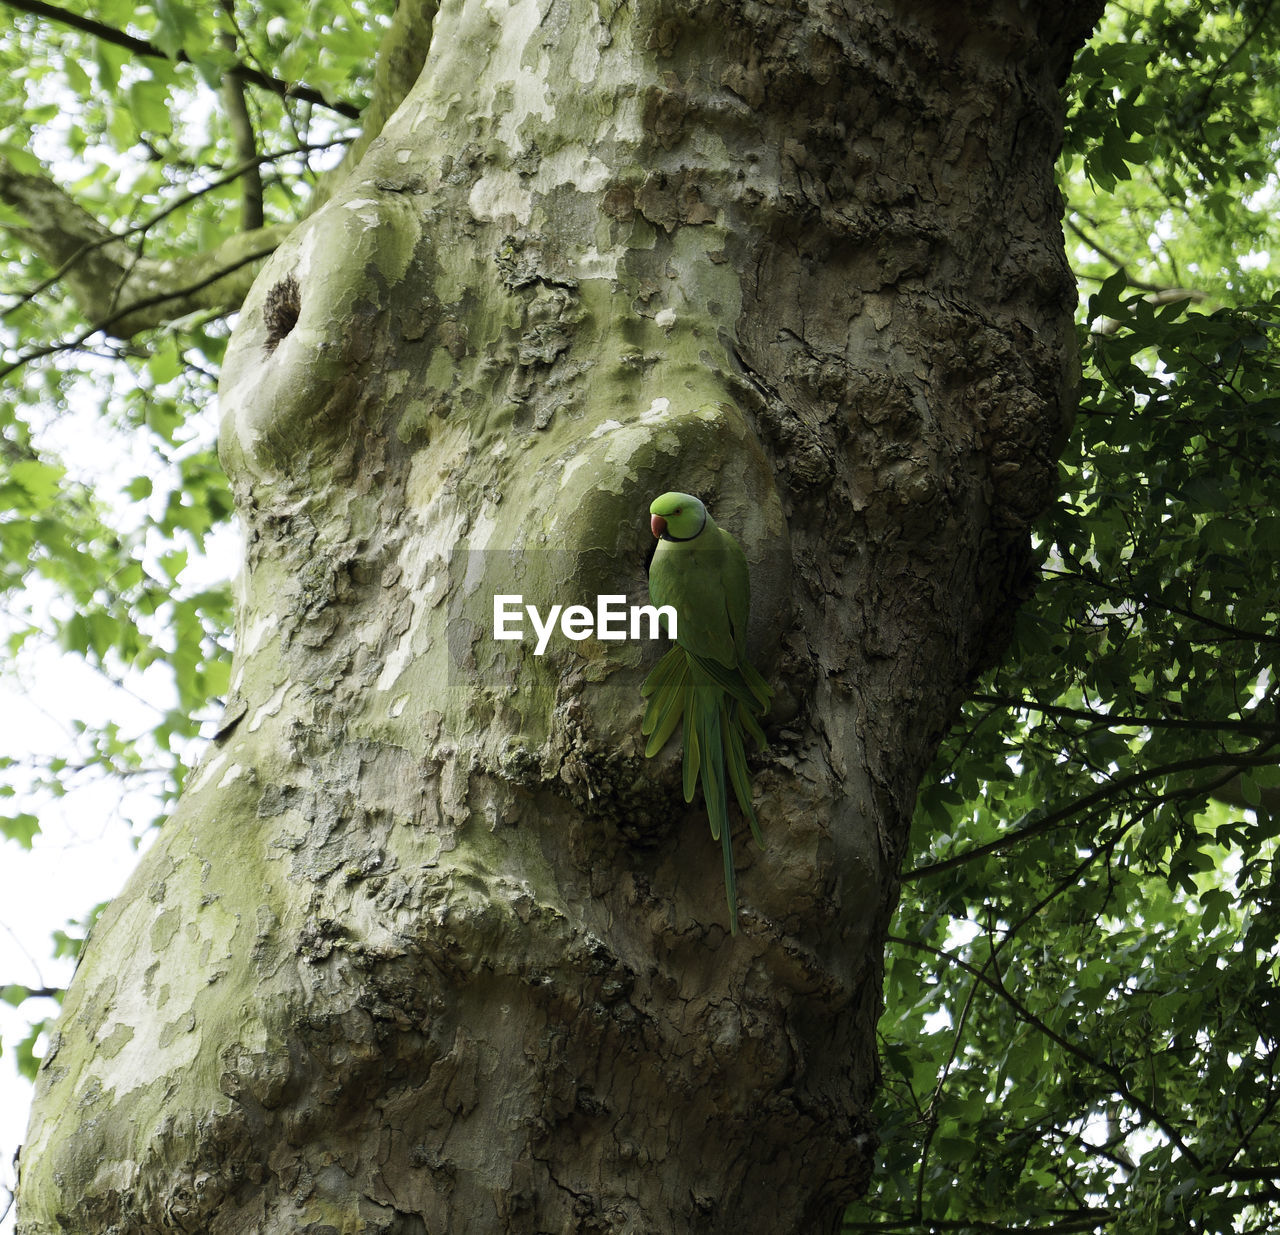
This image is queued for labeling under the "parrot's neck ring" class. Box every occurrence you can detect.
[660,505,707,542]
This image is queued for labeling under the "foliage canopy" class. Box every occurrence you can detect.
[859,4,1280,1232]
[1,2,1278,1232]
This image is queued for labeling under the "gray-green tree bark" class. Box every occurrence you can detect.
[18,1,1102,1231]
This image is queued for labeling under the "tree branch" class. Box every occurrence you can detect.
[1,140,341,325]
[913,952,986,1221]
[972,692,1279,738]
[0,0,362,120]
[0,236,284,378]
[904,746,1279,881]
[1043,567,1280,646]
[1192,0,1278,133]
[1,984,61,1000]
[843,1209,1115,1233]
[1203,772,1280,815]
[888,932,1205,1170]
[0,155,128,308]
[218,1,264,231]
[1067,214,1204,303]
[974,692,1280,813]
[0,153,291,343]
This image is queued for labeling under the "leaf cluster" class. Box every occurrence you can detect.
[1064,0,1280,302]
[856,4,1280,1229]
[859,294,1280,1235]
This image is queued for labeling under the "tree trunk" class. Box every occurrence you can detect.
[18,2,1102,1231]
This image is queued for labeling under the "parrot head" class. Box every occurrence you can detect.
[650,492,707,542]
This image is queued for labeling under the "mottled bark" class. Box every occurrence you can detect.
[18,1,1102,1232]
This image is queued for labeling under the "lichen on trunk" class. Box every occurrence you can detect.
[18,1,1103,1232]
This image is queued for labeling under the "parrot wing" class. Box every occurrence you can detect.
[641,646,688,757]
[649,535,741,668]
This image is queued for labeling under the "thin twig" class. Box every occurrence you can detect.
[0,0,361,119]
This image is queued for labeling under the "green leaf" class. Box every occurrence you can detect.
[127,79,174,136]
[0,143,44,176]
[7,458,66,510]
[15,1018,51,1080]
[151,0,204,59]
[147,337,183,385]
[1088,268,1132,321]
[1,812,40,847]
[124,475,154,501]
[93,39,128,93]
[0,199,31,228]
[63,57,91,95]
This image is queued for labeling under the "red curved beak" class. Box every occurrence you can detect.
[651,514,666,539]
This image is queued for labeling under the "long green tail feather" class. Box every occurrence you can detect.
[739,657,773,711]
[691,653,769,716]
[737,703,767,752]
[641,645,769,934]
[696,684,727,841]
[681,670,700,803]
[640,647,684,731]
[643,689,685,758]
[696,683,737,931]
[723,702,764,848]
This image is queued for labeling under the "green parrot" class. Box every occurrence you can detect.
[640,491,772,933]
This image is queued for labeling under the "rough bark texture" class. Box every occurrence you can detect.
[19,1,1102,1232]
